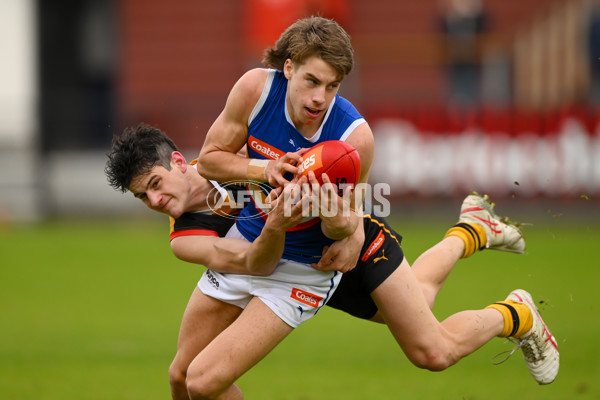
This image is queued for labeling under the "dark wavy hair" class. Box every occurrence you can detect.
[105,123,179,192]
[262,16,354,78]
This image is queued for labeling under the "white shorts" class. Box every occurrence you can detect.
[198,225,341,328]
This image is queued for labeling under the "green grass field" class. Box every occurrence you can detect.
[1,212,599,399]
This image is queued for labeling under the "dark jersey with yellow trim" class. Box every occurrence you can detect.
[171,211,234,240]
[169,180,403,320]
[169,180,246,241]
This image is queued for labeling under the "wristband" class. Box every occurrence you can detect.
[247,159,269,181]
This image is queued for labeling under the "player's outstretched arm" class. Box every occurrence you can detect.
[234,182,308,274]
[170,235,269,275]
[170,182,307,276]
[312,122,372,240]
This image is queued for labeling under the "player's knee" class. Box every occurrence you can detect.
[168,360,187,391]
[186,377,216,400]
[407,348,454,372]
[186,371,227,400]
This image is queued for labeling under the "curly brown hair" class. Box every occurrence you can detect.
[105,123,179,192]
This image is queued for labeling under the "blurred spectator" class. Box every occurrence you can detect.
[241,0,304,67]
[241,0,350,68]
[439,0,488,108]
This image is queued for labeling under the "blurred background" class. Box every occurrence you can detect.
[1,0,599,222]
[2,3,599,398]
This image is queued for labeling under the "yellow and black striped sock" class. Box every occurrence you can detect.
[486,301,533,338]
[444,222,487,258]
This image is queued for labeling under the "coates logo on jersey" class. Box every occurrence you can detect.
[360,230,385,262]
[248,136,285,160]
[290,288,323,308]
[206,180,277,220]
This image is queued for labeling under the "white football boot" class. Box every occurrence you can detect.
[459,192,526,253]
[503,289,560,384]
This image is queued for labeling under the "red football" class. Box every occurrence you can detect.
[296,140,361,189]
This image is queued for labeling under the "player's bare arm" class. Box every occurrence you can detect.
[198,68,303,186]
[345,122,375,194]
[166,175,314,276]
[242,179,310,273]
[310,121,372,263]
[170,235,271,275]
[308,123,373,240]
[312,221,365,273]
[169,183,308,276]
[306,171,359,240]
[197,69,263,181]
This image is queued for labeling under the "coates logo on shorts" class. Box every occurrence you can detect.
[206,180,277,221]
[291,288,323,308]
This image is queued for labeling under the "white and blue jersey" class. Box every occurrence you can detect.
[237,69,366,263]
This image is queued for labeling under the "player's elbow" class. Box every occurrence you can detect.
[245,254,278,276]
[197,147,225,180]
[246,263,275,276]
[195,155,212,179]
[171,246,195,265]
[322,225,352,241]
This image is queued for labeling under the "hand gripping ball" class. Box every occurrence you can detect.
[296,140,361,191]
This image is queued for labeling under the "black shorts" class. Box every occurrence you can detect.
[326,215,404,319]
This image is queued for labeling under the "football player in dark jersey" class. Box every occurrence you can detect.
[106,122,558,400]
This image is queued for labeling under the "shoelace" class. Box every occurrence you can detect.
[491,338,522,365]
[491,335,544,366]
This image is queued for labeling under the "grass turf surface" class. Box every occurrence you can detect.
[1,213,598,399]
